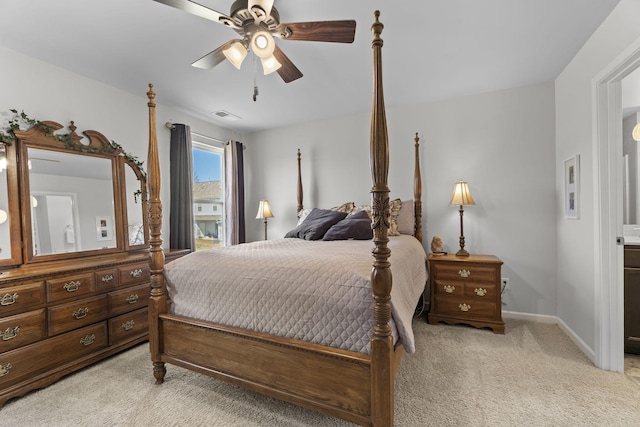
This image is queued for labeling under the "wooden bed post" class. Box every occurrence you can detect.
[369,11,394,427]
[414,133,423,243]
[146,84,167,384]
[297,148,303,214]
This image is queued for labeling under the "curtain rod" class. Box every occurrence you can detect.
[165,122,228,145]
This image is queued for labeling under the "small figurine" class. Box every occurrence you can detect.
[431,235,446,255]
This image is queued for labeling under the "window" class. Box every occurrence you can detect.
[192,140,224,251]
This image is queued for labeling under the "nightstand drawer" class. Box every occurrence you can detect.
[433,280,464,296]
[434,297,497,319]
[432,264,497,282]
[464,283,497,299]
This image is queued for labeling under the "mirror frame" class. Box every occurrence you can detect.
[0,142,23,267]
[14,121,147,263]
[120,156,149,251]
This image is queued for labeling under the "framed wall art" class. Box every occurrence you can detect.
[564,155,580,219]
[95,215,113,241]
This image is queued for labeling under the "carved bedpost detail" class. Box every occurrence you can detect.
[297,148,303,214]
[146,84,166,384]
[414,133,423,243]
[369,11,394,427]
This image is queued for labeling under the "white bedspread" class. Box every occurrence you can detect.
[164,235,427,354]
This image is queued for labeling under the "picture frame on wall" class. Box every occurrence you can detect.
[95,216,113,241]
[564,155,580,219]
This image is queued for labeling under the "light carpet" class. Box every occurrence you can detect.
[2,318,640,426]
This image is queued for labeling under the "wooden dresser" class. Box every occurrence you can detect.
[0,250,187,407]
[624,246,640,354]
[427,253,504,334]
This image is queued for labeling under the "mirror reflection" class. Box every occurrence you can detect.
[0,155,9,260]
[28,148,116,256]
[124,162,146,247]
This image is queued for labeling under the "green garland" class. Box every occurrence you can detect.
[0,109,145,177]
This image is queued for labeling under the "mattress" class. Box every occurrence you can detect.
[164,235,427,354]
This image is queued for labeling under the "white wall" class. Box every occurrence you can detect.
[244,81,557,316]
[0,45,241,250]
[555,0,640,352]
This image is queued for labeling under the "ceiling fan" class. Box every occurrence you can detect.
[153,0,357,83]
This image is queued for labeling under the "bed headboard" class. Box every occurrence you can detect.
[295,134,423,243]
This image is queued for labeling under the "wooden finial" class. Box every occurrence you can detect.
[147,83,156,107]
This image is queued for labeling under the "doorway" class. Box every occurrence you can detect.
[595,39,640,372]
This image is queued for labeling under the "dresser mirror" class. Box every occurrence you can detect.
[0,143,22,267]
[4,121,150,265]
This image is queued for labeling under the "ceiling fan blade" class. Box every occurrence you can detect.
[276,20,356,43]
[273,45,303,83]
[248,0,274,22]
[192,40,238,69]
[152,0,239,28]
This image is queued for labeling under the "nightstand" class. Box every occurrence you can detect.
[427,253,504,334]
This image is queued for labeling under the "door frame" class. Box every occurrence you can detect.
[594,39,640,372]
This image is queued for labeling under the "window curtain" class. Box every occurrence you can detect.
[224,141,245,245]
[169,124,195,250]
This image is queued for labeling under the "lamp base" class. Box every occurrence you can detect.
[456,248,470,257]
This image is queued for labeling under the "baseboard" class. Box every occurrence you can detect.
[502,310,596,364]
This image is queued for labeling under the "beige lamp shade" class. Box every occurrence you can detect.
[633,122,640,142]
[0,209,6,224]
[450,181,476,206]
[223,41,248,70]
[256,199,274,219]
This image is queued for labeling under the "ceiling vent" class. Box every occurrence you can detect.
[212,110,241,121]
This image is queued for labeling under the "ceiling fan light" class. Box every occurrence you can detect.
[223,41,248,69]
[260,54,281,75]
[251,30,275,58]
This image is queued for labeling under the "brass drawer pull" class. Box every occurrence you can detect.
[130,269,143,278]
[101,274,114,283]
[443,285,455,293]
[80,334,95,346]
[125,294,139,304]
[122,320,135,331]
[73,307,89,320]
[458,269,470,278]
[0,363,12,377]
[0,293,19,306]
[459,303,471,312]
[474,288,487,297]
[0,326,20,341]
[63,280,82,292]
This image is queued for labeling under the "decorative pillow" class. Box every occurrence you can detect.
[388,198,402,236]
[323,210,373,241]
[296,208,312,226]
[285,208,347,240]
[348,205,372,219]
[397,199,415,235]
[331,202,356,214]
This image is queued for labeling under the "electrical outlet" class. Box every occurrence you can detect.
[501,277,510,291]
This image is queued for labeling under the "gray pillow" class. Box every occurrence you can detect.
[323,210,373,241]
[284,208,347,240]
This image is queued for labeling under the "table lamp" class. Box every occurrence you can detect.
[450,180,475,257]
[256,199,274,240]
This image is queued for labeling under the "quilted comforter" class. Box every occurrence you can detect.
[164,235,427,354]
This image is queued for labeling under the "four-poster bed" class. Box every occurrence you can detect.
[145,12,425,426]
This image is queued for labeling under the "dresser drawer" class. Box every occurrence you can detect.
[109,308,148,345]
[0,309,46,353]
[119,263,150,287]
[47,273,95,302]
[431,263,497,282]
[0,323,107,389]
[0,282,45,316]
[433,297,497,320]
[95,268,120,292]
[108,284,150,317]
[48,295,108,336]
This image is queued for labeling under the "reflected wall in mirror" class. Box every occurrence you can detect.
[123,159,149,249]
[27,147,117,256]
